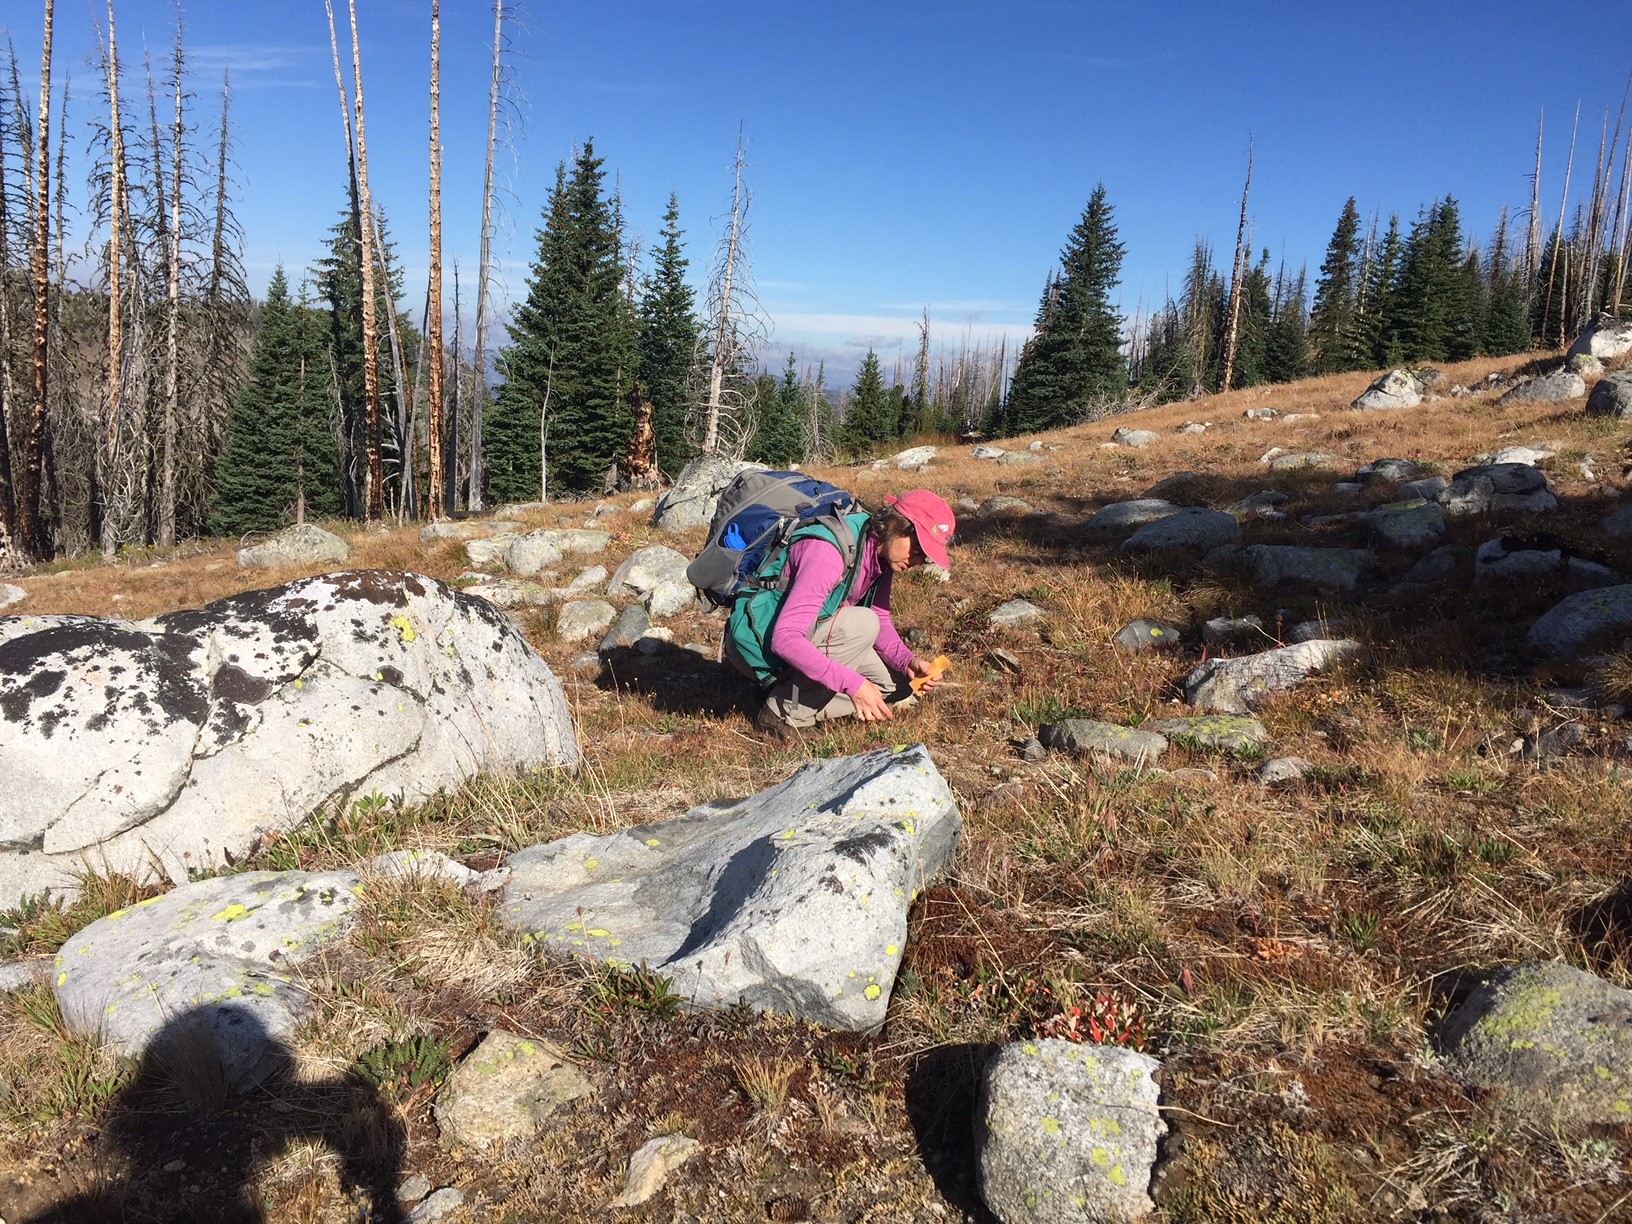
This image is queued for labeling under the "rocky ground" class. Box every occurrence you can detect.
[4,348,1632,1221]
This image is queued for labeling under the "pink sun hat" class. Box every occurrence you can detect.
[886,490,956,570]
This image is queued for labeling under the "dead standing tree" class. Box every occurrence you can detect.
[96,0,129,559]
[1219,141,1253,395]
[469,0,508,513]
[18,0,57,562]
[424,0,445,520]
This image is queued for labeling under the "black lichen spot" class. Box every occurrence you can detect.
[377,666,404,687]
[25,669,65,700]
[833,829,893,863]
[212,663,272,707]
[819,873,845,895]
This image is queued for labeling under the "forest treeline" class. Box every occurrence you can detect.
[0,1,1629,565]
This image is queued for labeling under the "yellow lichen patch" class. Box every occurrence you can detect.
[864,984,882,1001]
[212,903,251,922]
[390,614,418,643]
[1108,1166,1127,1187]
[1042,1117,1062,1136]
[645,839,662,848]
[885,944,900,957]
[57,971,68,987]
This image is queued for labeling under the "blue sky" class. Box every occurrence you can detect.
[10,0,1632,384]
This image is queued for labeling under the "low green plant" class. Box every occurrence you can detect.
[1339,909,1381,953]
[351,1032,451,1102]
[585,962,684,1021]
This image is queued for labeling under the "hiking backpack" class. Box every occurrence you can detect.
[686,470,863,608]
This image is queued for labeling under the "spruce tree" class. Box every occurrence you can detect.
[212,269,341,536]
[1138,303,1192,403]
[1264,266,1311,385]
[1484,211,1531,355]
[1392,198,1467,363]
[748,354,807,467]
[1002,185,1127,434]
[1232,251,1274,388]
[1309,197,1364,373]
[841,350,890,454]
[637,193,699,478]
[1358,215,1404,367]
[490,141,634,500]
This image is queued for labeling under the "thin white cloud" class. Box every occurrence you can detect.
[876,299,1028,316]
[186,43,323,89]
[772,311,1034,346]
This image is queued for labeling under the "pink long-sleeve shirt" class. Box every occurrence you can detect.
[767,534,916,695]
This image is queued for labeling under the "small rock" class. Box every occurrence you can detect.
[1332,481,1364,494]
[990,599,1047,628]
[1017,737,1047,762]
[464,534,519,568]
[971,446,1007,460]
[1286,617,1350,645]
[1178,421,1209,434]
[1029,441,1047,452]
[599,604,653,653]
[419,520,506,542]
[1039,720,1167,763]
[1119,508,1241,554]
[1484,446,1554,467]
[629,498,655,514]
[1113,619,1184,653]
[1268,451,1342,471]
[986,647,1023,676]
[237,523,349,570]
[893,445,938,470]
[1259,756,1313,786]
[1397,475,1449,501]
[1587,371,1632,420]
[397,1174,433,1205]
[1352,369,1423,410]
[1227,490,1290,520]
[434,1031,593,1150]
[609,1133,702,1209]
[1185,640,1362,714]
[1394,544,1460,590]
[977,496,1034,519]
[1497,369,1586,406]
[997,450,1043,466]
[463,578,556,609]
[566,565,609,593]
[1112,427,1160,448]
[407,1187,466,1224]
[1086,499,1182,532]
[1368,500,1446,550]
[1243,407,1279,420]
[556,600,618,642]
[0,583,25,612]
[1357,458,1427,485]
[1202,614,1266,648]
[1144,715,1268,754]
[1166,767,1218,784]
[493,501,546,520]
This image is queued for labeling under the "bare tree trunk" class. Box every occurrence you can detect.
[470,0,504,513]
[1219,141,1253,395]
[19,0,56,562]
[1542,104,1580,347]
[100,0,127,560]
[424,0,445,520]
[0,76,16,562]
[701,132,748,455]
[1526,110,1545,293]
[1614,123,1632,316]
[372,234,414,521]
[448,263,461,517]
[347,0,385,522]
[158,13,184,546]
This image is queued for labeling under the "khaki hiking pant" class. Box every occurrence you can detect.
[725,605,899,728]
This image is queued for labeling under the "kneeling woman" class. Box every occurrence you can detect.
[724,489,955,739]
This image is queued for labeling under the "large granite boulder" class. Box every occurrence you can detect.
[1527,585,1632,658]
[1497,368,1587,406]
[1440,961,1632,1128]
[608,545,693,617]
[0,572,579,905]
[236,523,349,569]
[54,869,365,1089]
[1568,313,1632,362]
[1185,639,1362,713]
[653,456,765,532]
[976,1040,1165,1224]
[1438,463,1557,517]
[1351,369,1422,410]
[502,745,960,1031]
[1586,371,1632,420]
[1119,508,1240,555]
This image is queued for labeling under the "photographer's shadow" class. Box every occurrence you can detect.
[29,1004,405,1224]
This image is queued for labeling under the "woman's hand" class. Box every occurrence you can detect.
[852,680,894,721]
[907,655,943,694]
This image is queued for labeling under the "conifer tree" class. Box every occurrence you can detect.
[636,193,699,478]
[1265,266,1311,385]
[749,354,805,466]
[1137,302,1192,403]
[840,350,890,453]
[1001,184,1126,434]
[212,269,340,535]
[1484,210,1530,355]
[1309,197,1364,373]
[1358,215,1403,366]
[490,140,634,499]
[1231,251,1274,388]
[1392,198,1467,362]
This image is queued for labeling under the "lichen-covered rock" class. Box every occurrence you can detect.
[555,599,617,642]
[1119,508,1240,555]
[419,520,508,542]
[1111,427,1159,448]
[893,445,938,470]
[1440,961,1632,1128]
[1527,585,1632,658]
[236,523,350,569]
[976,1039,1165,1224]
[1439,463,1557,517]
[0,584,25,612]
[1267,451,1342,471]
[1259,756,1313,785]
[1351,369,1422,410]
[598,604,652,654]
[1185,639,1362,713]
[1368,500,1446,550]
[433,1030,593,1150]
[1039,720,1167,764]
[1144,715,1268,754]
[607,545,692,617]
[1497,369,1586,406]
[990,599,1047,628]
[977,496,1035,519]
[461,577,557,609]
[1357,457,1428,484]
[1587,371,1632,420]
[1227,544,1372,594]
[0,572,578,905]
[502,745,960,1031]
[54,870,365,1088]
[654,456,765,532]
[609,1133,702,1209]
[1112,619,1184,653]
[1568,313,1632,361]
[1085,500,1181,532]
[505,530,566,576]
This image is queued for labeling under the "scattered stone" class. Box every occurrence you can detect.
[503,746,960,1030]
[971,445,1007,460]
[1017,737,1047,762]
[418,520,506,541]
[434,1030,593,1150]
[598,604,653,654]
[1029,441,1047,452]
[407,1188,465,1224]
[1395,544,1460,590]
[1439,463,1558,517]
[1368,500,1446,550]
[1483,446,1555,467]
[565,565,609,593]
[370,849,486,889]
[1119,508,1241,554]
[998,450,1043,466]
[1259,756,1313,786]
[1602,505,1632,537]
[1111,427,1159,448]
[1286,617,1351,644]
[1166,767,1219,784]
[921,561,952,584]
[1281,412,1319,423]
[1038,720,1167,764]
[0,584,25,612]
[976,1040,1164,1224]
[1267,451,1342,471]
[1357,458,1427,485]
[1568,312,1632,361]
[1352,369,1422,410]
[55,870,365,1089]
[463,578,557,609]
[1144,715,1268,754]
[1476,537,1620,588]
[609,1133,702,1209]
[570,653,602,675]
[236,523,349,570]
[555,599,618,643]
[1228,490,1290,520]
[1587,371,1632,420]
[397,1174,432,1206]
[463,534,517,567]
[1225,544,1372,595]
[1202,614,1266,648]
[1568,353,1605,377]
[893,445,937,470]
[977,496,1035,519]
[1185,639,1362,714]
[1497,368,1587,406]
[506,530,567,577]
[986,647,1024,676]
[1178,421,1210,434]
[1332,481,1365,494]
[1243,407,1279,420]
[1397,475,1449,501]
[990,599,1047,628]
[1441,960,1632,1129]
[1113,619,1184,653]
[493,502,546,520]
[0,958,48,992]
[654,455,765,532]
[1085,499,1182,532]
[0,573,577,904]
[608,545,692,617]
[1528,585,1632,658]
